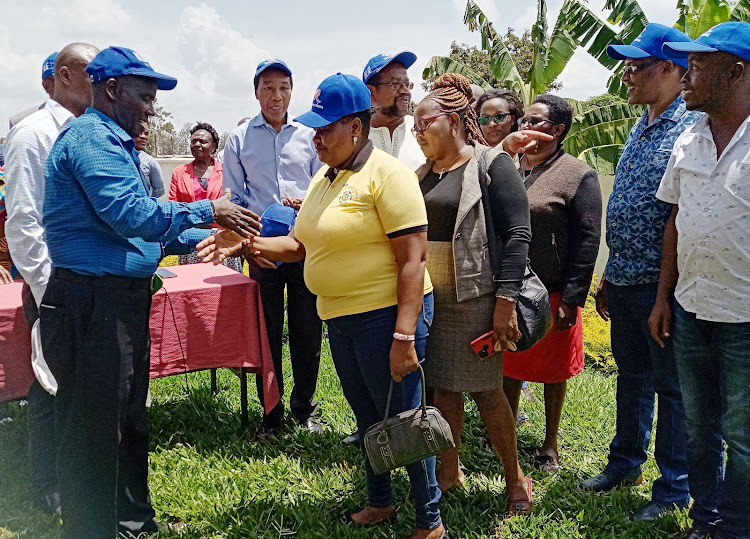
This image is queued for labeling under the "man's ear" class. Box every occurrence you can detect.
[104,78,119,101]
[729,60,747,85]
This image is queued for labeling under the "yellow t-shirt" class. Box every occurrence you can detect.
[295,148,432,320]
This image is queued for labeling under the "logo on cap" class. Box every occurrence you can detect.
[312,88,323,110]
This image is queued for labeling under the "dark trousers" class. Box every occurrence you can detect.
[40,270,156,539]
[21,283,58,500]
[605,282,690,505]
[250,262,322,424]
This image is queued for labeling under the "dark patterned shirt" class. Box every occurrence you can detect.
[605,96,702,286]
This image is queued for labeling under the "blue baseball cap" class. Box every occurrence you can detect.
[85,46,177,90]
[607,24,691,68]
[363,51,417,84]
[255,58,292,80]
[42,52,58,80]
[662,22,750,63]
[295,73,371,128]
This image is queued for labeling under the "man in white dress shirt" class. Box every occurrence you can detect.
[363,51,424,170]
[650,22,750,539]
[4,42,99,516]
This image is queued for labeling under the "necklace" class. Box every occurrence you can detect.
[436,146,471,179]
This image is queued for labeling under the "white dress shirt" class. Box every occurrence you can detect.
[369,115,425,171]
[4,100,74,305]
[656,113,750,323]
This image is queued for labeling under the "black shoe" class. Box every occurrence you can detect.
[580,468,643,492]
[300,416,323,434]
[36,490,61,517]
[342,430,360,445]
[118,520,169,538]
[257,416,282,440]
[674,527,714,539]
[631,500,688,522]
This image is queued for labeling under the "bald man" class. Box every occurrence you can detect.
[4,42,99,516]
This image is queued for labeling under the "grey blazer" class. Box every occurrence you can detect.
[416,145,506,302]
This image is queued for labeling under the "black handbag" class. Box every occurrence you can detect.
[364,366,455,475]
[477,148,553,352]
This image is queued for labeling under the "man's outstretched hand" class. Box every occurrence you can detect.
[211,189,261,237]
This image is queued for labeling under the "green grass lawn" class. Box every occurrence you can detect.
[0,300,690,538]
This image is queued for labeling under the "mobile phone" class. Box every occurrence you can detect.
[470,330,495,359]
[156,268,177,278]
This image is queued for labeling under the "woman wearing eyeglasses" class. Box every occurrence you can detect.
[475,89,524,148]
[412,73,534,516]
[502,94,602,473]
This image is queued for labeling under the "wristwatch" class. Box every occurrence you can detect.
[393,332,415,342]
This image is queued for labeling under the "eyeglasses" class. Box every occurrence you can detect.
[478,113,511,125]
[411,112,450,136]
[518,116,552,128]
[621,59,663,76]
[372,81,414,91]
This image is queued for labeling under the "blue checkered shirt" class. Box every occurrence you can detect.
[605,96,702,286]
[44,108,213,277]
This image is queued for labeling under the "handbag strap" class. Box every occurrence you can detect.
[476,147,503,281]
[381,365,428,430]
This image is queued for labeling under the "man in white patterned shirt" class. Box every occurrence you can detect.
[4,42,99,516]
[650,22,750,539]
[364,51,424,171]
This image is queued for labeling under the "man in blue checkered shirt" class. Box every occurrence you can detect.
[41,46,259,539]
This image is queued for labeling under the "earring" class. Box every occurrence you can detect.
[452,128,457,137]
[353,136,358,145]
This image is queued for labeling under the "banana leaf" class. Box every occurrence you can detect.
[675,0,731,38]
[422,56,492,90]
[730,0,750,20]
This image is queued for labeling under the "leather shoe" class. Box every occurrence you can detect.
[674,527,714,539]
[631,500,688,522]
[300,416,323,434]
[342,430,360,445]
[580,468,643,492]
[257,417,282,440]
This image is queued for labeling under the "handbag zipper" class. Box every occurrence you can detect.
[551,233,562,269]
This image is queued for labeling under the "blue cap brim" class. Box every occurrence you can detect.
[390,51,417,70]
[294,110,340,128]
[128,67,178,90]
[256,62,292,78]
[606,44,652,61]
[662,41,718,60]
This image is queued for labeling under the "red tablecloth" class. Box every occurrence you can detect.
[0,264,279,414]
[150,264,279,413]
[0,281,34,402]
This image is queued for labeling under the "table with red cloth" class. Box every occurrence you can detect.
[0,263,279,423]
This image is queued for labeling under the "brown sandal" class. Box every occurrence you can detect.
[505,477,533,516]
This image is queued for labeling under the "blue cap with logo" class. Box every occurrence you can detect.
[607,23,692,68]
[255,58,292,80]
[42,52,58,80]
[85,46,177,90]
[363,51,417,84]
[295,73,371,128]
[662,21,750,63]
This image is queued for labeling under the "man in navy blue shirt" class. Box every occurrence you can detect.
[580,25,701,524]
[41,46,259,539]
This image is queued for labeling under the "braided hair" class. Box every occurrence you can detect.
[428,73,488,146]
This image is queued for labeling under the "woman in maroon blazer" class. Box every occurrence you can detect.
[169,122,242,271]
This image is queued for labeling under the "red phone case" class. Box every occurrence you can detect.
[470,330,495,359]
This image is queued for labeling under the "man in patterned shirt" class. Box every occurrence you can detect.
[581,24,701,523]
[652,22,750,539]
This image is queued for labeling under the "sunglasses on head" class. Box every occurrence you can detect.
[478,113,511,125]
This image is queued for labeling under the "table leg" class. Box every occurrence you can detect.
[210,369,217,394]
[240,367,248,429]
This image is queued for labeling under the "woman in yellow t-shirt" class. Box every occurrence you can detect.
[197,74,445,539]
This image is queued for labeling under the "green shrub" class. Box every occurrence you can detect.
[582,275,616,373]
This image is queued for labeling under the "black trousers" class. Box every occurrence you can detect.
[250,262,322,423]
[40,269,156,538]
[21,283,58,500]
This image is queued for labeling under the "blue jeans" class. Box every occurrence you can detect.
[605,282,689,505]
[326,293,441,530]
[673,302,750,539]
